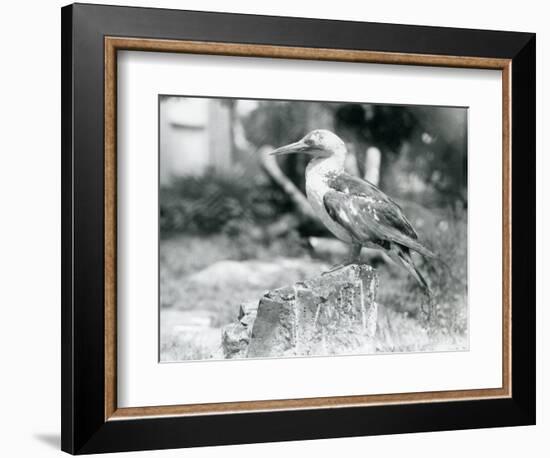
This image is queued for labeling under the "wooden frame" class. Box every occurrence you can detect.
[62,3,535,454]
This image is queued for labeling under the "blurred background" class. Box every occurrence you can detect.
[159,95,468,361]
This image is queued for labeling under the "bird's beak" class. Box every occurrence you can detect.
[270,139,310,156]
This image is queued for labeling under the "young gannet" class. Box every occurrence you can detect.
[271,129,439,294]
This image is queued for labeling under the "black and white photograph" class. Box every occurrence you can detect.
[159,95,468,362]
[0,0,543,456]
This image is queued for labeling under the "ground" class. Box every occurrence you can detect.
[160,226,468,361]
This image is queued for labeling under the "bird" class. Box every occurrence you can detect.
[271,129,440,296]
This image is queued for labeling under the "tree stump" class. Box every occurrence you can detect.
[221,264,378,359]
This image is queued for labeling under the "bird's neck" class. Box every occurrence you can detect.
[306,154,345,181]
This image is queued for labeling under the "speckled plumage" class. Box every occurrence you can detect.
[323,173,435,259]
[273,129,438,294]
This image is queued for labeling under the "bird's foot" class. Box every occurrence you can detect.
[322,261,354,275]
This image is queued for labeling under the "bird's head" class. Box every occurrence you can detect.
[270,129,346,159]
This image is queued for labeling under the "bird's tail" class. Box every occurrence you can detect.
[388,244,433,297]
[393,247,433,297]
[390,246,435,320]
[406,239,452,276]
[405,238,437,261]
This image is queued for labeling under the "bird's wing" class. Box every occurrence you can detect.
[324,173,435,258]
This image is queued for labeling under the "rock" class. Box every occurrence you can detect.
[222,264,379,358]
[184,259,326,292]
[172,259,328,317]
[247,286,297,358]
[238,301,259,327]
[294,280,374,356]
[221,322,251,359]
[220,301,260,359]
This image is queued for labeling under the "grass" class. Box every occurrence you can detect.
[160,337,214,361]
[160,206,469,361]
[159,232,324,361]
[375,205,468,351]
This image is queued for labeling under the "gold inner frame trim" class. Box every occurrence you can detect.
[104,36,512,421]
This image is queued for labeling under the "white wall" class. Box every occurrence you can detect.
[0,1,545,457]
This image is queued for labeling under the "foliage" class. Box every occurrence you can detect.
[160,168,293,236]
[240,100,467,207]
[336,103,417,152]
[377,205,468,339]
[159,97,470,360]
[242,101,311,148]
[335,103,468,206]
[242,100,335,190]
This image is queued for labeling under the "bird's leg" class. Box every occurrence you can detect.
[323,243,362,274]
[348,242,363,263]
